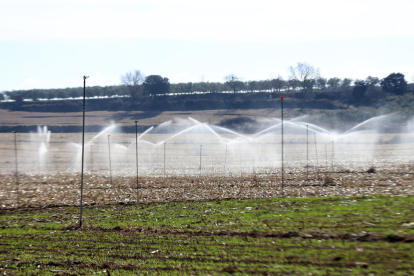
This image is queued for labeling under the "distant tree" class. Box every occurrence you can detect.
[120,70,145,100]
[288,62,320,97]
[380,73,408,95]
[365,76,380,86]
[247,81,258,93]
[143,75,170,96]
[271,76,285,92]
[315,77,327,90]
[327,77,342,90]
[287,79,300,92]
[352,79,368,101]
[341,78,353,89]
[224,74,244,93]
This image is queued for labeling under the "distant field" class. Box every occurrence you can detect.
[0,195,413,275]
[0,108,294,128]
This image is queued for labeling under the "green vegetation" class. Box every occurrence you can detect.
[1,194,413,275]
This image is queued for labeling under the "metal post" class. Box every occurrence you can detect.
[108,135,113,186]
[37,145,40,175]
[12,131,19,206]
[135,121,139,203]
[306,125,309,182]
[79,75,88,228]
[164,142,166,177]
[90,144,93,173]
[224,143,227,175]
[314,132,319,179]
[199,145,202,177]
[332,140,334,169]
[281,96,284,197]
[239,144,242,177]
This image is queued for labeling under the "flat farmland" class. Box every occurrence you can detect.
[0,195,413,275]
[0,108,291,127]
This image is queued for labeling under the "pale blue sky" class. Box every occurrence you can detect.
[1,0,414,91]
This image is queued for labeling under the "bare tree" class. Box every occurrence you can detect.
[224,74,244,93]
[289,62,320,98]
[121,70,145,100]
[271,75,285,92]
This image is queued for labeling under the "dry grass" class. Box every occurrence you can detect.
[1,162,414,209]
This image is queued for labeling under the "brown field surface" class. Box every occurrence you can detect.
[0,108,300,127]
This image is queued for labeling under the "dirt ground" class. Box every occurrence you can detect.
[0,108,293,127]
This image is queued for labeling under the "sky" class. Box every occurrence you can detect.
[1,0,414,91]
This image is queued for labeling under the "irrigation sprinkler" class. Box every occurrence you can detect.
[90,143,93,173]
[199,145,202,177]
[224,143,227,175]
[135,121,139,203]
[12,131,19,206]
[314,132,319,179]
[79,75,88,228]
[164,142,166,178]
[37,145,40,175]
[281,96,284,197]
[306,125,309,182]
[239,143,242,177]
[108,135,113,186]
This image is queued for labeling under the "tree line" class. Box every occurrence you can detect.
[1,62,411,103]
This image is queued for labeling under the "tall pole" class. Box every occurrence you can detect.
[281,96,284,197]
[13,131,19,206]
[164,142,166,177]
[199,145,202,177]
[224,143,227,175]
[306,125,309,182]
[37,145,40,175]
[314,132,319,179]
[332,140,335,169]
[79,75,88,228]
[135,121,139,203]
[108,135,113,186]
[90,144,93,173]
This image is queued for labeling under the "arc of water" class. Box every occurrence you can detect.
[188,117,202,124]
[128,126,155,148]
[203,124,225,141]
[158,124,199,144]
[91,124,118,142]
[210,125,253,141]
[139,126,154,139]
[343,114,393,135]
[288,115,309,122]
[295,122,333,135]
[255,122,282,136]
